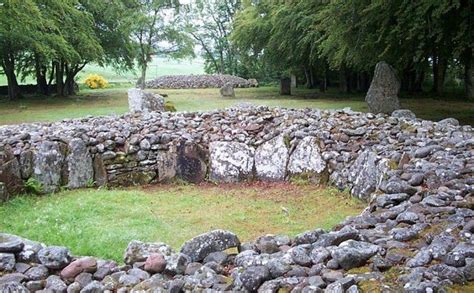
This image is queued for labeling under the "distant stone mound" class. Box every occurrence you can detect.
[145,74,253,89]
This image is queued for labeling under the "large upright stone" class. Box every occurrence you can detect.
[220,82,235,98]
[67,138,93,188]
[176,142,207,183]
[156,147,177,182]
[288,136,327,183]
[33,141,65,193]
[365,61,401,114]
[0,146,23,200]
[209,141,254,183]
[280,78,291,95]
[128,88,165,113]
[348,150,389,201]
[255,135,289,181]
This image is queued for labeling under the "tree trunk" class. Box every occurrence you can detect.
[303,66,311,89]
[2,54,21,100]
[464,48,474,100]
[140,64,147,90]
[432,53,447,96]
[55,62,64,96]
[339,67,348,93]
[35,55,49,95]
[319,65,327,92]
[309,67,316,89]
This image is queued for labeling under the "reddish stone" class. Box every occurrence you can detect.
[60,257,97,280]
[143,253,167,273]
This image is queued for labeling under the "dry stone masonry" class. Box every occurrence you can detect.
[0,105,473,292]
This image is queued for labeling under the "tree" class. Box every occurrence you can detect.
[0,0,46,100]
[184,0,241,75]
[131,0,194,89]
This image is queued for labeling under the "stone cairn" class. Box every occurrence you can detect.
[0,106,473,292]
[365,61,401,114]
[145,74,256,89]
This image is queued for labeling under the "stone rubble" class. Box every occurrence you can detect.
[145,74,254,89]
[0,105,473,291]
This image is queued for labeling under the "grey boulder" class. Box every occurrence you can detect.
[331,240,379,270]
[180,230,240,262]
[365,61,401,114]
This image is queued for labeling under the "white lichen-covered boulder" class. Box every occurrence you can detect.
[209,141,254,183]
[67,138,93,188]
[288,136,327,183]
[33,141,65,193]
[255,135,289,181]
[128,88,165,113]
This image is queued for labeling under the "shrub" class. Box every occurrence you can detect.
[25,178,43,194]
[84,74,108,89]
[164,101,177,112]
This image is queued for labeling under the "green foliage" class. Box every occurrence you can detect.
[86,179,96,188]
[25,178,43,195]
[130,0,195,88]
[164,101,177,112]
[231,0,473,96]
[84,74,109,89]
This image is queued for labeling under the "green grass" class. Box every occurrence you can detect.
[1,86,473,125]
[0,57,205,85]
[0,183,364,262]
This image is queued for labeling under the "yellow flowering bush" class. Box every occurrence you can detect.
[84,74,108,89]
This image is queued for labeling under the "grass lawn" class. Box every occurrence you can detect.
[0,183,365,262]
[1,85,473,125]
[0,57,205,85]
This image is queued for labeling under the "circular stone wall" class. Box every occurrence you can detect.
[0,106,473,291]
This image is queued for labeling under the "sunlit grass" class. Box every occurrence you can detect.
[0,183,365,262]
[1,86,472,125]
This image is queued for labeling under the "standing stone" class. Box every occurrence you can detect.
[291,75,297,88]
[280,78,291,95]
[220,82,235,98]
[209,141,254,183]
[156,147,177,182]
[348,150,389,201]
[67,139,93,189]
[288,136,327,183]
[128,88,165,113]
[365,61,401,114]
[255,135,289,181]
[33,141,65,193]
[176,142,207,183]
[92,155,108,187]
[0,158,23,200]
[19,150,33,179]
